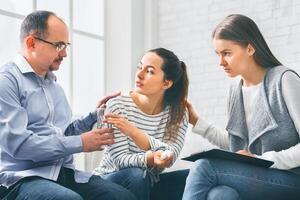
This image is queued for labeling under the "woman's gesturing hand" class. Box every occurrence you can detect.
[104,113,138,137]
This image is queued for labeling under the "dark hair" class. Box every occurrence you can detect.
[212,14,281,68]
[20,10,57,42]
[149,48,189,142]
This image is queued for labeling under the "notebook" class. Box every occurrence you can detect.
[182,149,274,168]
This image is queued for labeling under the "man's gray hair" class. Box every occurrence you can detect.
[20,10,57,42]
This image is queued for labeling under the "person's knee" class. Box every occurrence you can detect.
[92,176,136,200]
[188,159,214,181]
[51,189,83,200]
[207,185,240,200]
[106,187,136,200]
[16,188,83,200]
[125,168,149,186]
[122,168,150,199]
[11,178,83,200]
[125,167,144,178]
[193,159,211,171]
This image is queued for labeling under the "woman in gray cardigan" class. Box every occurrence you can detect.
[183,14,300,200]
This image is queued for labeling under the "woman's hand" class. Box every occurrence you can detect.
[152,150,174,169]
[105,113,151,150]
[236,150,255,157]
[186,100,199,126]
[145,150,174,169]
[104,113,137,137]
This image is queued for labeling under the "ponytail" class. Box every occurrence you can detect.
[164,61,189,141]
[149,48,189,142]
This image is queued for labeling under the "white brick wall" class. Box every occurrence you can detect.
[155,0,300,170]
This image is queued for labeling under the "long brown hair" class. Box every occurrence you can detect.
[149,48,189,141]
[212,14,281,68]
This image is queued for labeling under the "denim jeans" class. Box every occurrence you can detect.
[102,167,151,200]
[2,167,136,200]
[150,169,189,200]
[182,158,300,200]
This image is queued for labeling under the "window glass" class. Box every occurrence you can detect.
[72,33,104,115]
[73,0,104,36]
[0,15,22,65]
[0,0,32,15]
[36,0,70,24]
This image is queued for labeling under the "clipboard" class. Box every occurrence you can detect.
[182,149,274,168]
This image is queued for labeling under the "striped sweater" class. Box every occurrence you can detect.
[93,94,188,181]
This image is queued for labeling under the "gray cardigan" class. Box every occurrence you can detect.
[193,65,300,170]
[227,66,300,155]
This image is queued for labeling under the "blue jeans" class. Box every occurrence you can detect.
[150,169,189,200]
[182,158,300,200]
[102,168,151,200]
[2,167,136,200]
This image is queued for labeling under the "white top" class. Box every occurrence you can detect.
[192,71,300,170]
[242,82,262,132]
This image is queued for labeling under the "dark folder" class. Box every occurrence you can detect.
[182,149,274,168]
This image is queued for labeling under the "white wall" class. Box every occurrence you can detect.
[105,0,148,94]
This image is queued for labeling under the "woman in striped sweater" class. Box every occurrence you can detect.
[93,48,189,200]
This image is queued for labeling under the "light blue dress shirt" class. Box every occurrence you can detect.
[0,55,97,187]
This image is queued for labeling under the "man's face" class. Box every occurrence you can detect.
[31,15,69,74]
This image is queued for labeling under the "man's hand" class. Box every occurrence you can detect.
[80,128,114,152]
[96,92,121,108]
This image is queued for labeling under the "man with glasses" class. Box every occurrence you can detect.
[33,36,70,52]
[0,10,136,200]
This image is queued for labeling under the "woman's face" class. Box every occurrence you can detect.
[134,52,171,96]
[213,38,254,77]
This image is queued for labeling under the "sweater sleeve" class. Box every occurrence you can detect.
[148,115,188,165]
[104,98,146,169]
[192,118,229,150]
[258,71,300,169]
[108,129,147,169]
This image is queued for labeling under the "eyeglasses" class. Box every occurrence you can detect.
[33,36,70,52]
